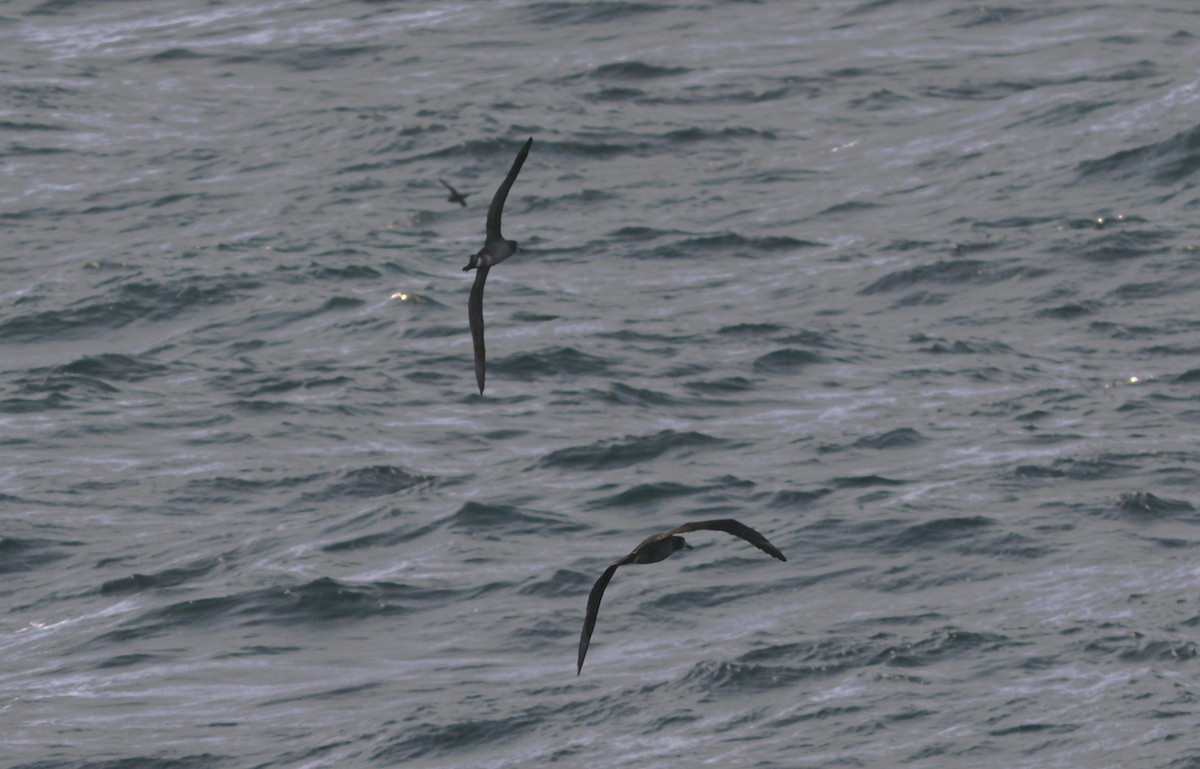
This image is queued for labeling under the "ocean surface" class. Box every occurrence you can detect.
[3,1,1199,767]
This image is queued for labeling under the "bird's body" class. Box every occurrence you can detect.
[439,178,469,207]
[576,518,786,675]
[463,137,533,393]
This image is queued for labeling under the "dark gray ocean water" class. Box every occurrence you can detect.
[3,1,1200,767]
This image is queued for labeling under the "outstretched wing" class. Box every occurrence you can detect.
[578,560,624,675]
[485,137,532,243]
[669,519,787,561]
[468,264,490,393]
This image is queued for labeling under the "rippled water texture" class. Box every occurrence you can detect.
[3,1,1199,768]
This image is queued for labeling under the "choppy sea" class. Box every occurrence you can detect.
[3,1,1199,767]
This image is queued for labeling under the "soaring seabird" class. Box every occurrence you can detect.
[439,178,468,207]
[463,137,533,394]
[577,518,787,675]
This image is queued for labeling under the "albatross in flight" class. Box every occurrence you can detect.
[462,137,533,394]
[577,518,787,675]
[439,178,469,207]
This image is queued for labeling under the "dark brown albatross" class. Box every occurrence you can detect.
[462,137,533,394]
[439,178,469,207]
[577,518,787,675]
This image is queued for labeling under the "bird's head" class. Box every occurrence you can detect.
[668,535,693,555]
[633,534,693,564]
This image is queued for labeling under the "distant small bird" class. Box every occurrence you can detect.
[439,178,469,207]
[463,137,533,394]
[577,518,787,675]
